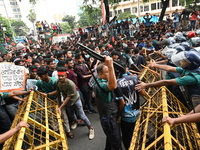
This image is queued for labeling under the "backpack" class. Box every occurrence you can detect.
[132,55,139,65]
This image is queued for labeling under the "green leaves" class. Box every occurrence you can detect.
[27,9,36,23]
[78,5,101,27]
[62,15,76,29]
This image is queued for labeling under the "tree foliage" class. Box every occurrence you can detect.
[27,9,36,23]
[0,15,13,42]
[62,15,76,30]
[117,12,136,20]
[59,22,72,34]
[77,5,101,27]
[10,20,28,36]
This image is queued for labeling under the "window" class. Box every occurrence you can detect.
[109,11,112,17]
[157,2,162,9]
[144,5,149,11]
[140,6,143,12]
[172,0,178,7]
[151,3,156,10]
[132,7,137,13]
[118,9,122,14]
[124,8,130,12]
[13,9,17,12]
[14,15,18,18]
[17,8,20,12]
[19,15,21,18]
[10,2,15,5]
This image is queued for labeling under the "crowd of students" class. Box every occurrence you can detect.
[2,12,200,149]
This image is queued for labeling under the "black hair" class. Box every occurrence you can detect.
[37,66,48,77]
[32,59,40,65]
[111,51,120,57]
[65,58,72,64]
[134,48,139,54]
[124,47,131,54]
[57,67,67,72]
[57,60,66,67]
[46,58,54,65]
[29,65,38,72]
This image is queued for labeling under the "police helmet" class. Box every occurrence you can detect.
[180,42,191,51]
[171,51,200,70]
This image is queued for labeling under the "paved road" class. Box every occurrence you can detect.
[67,106,125,150]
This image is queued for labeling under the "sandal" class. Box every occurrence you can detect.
[67,132,74,139]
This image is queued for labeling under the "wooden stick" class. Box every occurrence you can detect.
[140,64,161,76]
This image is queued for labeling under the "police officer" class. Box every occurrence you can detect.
[135,50,200,109]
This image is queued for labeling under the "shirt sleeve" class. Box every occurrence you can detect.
[176,67,184,74]
[66,80,77,97]
[175,75,197,86]
[114,88,123,100]
[36,80,42,92]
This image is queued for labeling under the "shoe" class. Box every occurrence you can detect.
[67,132,74,139]
[89,128,94,140]
[77,119,85,126]
[89,109,98,113]
[71,122,78,130]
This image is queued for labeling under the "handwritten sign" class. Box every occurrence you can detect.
[0,63,26,92]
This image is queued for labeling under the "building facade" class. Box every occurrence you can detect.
[109,0,185,20]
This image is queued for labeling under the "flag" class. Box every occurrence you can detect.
[45,34,53,44]
[8,40,17,47]
[27,37,35,45]
[51,30,58,36]
[0,44,7,54]
[101,0,106,24]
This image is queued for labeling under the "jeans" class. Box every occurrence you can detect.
[5,102,19,121]
[66,98,91,127]
[61,105,71,132]
[79,85,93,110]
[173,22,179,30]
[100,116,122,150]
[190,20,196,30]
[0,106,11,134]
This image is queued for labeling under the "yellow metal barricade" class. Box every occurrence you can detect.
[129,67,200,150]
[3,91,68,150]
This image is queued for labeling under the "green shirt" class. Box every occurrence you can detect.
[0,92,9,98]
[56,79,79,106]
[175,67,200,86]
[95,78,113,102]
[36,77,57,100]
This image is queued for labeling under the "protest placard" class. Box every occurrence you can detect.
[0,63,26,92]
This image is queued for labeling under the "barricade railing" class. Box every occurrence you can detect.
[3,91,68,150]
[130,66,200,150]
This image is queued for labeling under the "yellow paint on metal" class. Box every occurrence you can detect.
[129,67,200,150]
[3,91,68,150]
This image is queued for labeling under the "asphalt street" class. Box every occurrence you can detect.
[67,106,125,150]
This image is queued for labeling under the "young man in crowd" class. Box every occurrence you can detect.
[36,66,73,138]
[53,67,95,140]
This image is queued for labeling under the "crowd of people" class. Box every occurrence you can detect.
[2,8,200,149]
[35,20,62,34]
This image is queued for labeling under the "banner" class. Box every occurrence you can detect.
[101,0,106,24]
[0,63,26,92]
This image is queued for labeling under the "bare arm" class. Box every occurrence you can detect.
[0,121,29,144]
[104,56,117,90]
[162,113,200,127]
[148,61,177,72]
[59,96,71,109]
[135,79,178,91]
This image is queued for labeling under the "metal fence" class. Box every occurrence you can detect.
[3,91,68,150]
